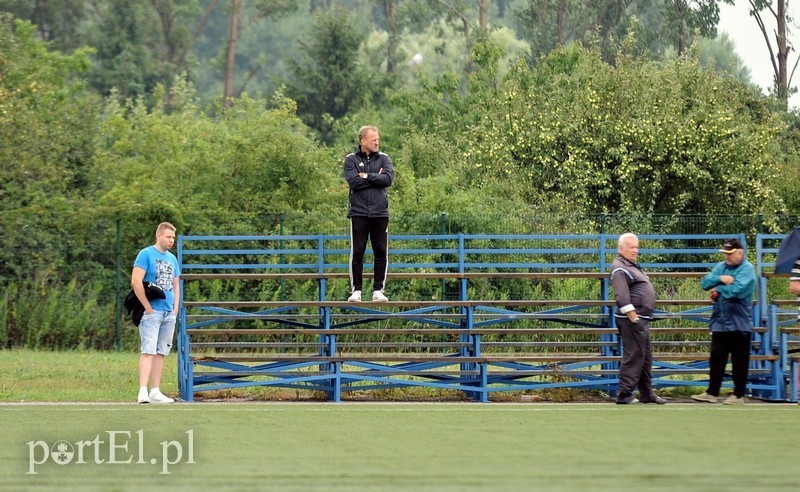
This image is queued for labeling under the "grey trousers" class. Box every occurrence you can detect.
[617,317,653,396]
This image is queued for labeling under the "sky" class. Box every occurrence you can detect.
[718,2,799,108]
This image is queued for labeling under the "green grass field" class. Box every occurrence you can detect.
[1,403,797,491]
[1,350,798,491]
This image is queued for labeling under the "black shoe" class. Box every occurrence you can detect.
[615,395,640,405]
[641,396,667,405]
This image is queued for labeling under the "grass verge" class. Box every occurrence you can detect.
[0,403,797,491]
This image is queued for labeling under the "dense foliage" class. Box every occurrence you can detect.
[463,43,784,216]
[0,3,798,349]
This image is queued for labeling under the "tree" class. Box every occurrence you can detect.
[218,0,297,106]
[393,38,785,218]
[223,0,242,106]
[83,0,194,102]
[286,7,384,144]
[0,15,101,280]
[434,0,476,67]
[381,0,401,73]
[514,0,631,62]
[474,43,784,216]
[0,0,87,52]
[478,0,489,32]
[0,0,199,105]
[149,0,196,83]
[657,0,734,55]
[370,0,454,75]
[749,0,798,108]
[92,82,341,244]
[688,32,752,83]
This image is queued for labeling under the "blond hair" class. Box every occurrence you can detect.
[358,125,379,142]
[155,222,176,239]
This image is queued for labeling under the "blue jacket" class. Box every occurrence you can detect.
[701,259,756,332]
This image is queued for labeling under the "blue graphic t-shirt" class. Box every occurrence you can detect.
[133,246,180,312]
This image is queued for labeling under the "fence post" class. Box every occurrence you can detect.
[279,212,286,352]
[440,212,447,300]
[115,217,121,352]
[279,212,285,301]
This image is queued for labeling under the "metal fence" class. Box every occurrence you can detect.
[169,212,800,236]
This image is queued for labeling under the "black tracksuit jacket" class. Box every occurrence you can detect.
[343,146,394,218]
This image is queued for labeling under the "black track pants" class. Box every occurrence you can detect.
[706,330,752,398]
[617,317,653,397]
[349,216,389,293]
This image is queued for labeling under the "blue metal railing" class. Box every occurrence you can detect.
[176,232,798,402]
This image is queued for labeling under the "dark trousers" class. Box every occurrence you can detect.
[349,216,389,292]
[617,317,653,398]
[706,330,752,398]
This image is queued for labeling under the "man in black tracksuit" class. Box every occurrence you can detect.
[343,125,394,302]
[610,233,666,405]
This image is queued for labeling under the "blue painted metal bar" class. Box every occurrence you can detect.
[598,241,617,389]
[182,248,321,255]
[327,304,463,330]
[182,263,323,270]
[176,235,188,401]
[767,305,784,400]
[193,375,334,394]
[464,262,601,269]
[464,248,600,254]
[175,232,796,402]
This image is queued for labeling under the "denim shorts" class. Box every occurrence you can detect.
[139,311,176,356]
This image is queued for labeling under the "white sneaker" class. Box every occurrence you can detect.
[149,389,174,404]
[347,290,362,302]
[691,392,718,404]
[372,291,388,302]
[137,388,150,404]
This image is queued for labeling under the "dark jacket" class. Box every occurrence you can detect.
[123,282,166,326]
[344,146,394,218]
[701,259,755,333]
[610,254,657,319]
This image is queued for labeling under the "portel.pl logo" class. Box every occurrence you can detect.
[27,430,195,475]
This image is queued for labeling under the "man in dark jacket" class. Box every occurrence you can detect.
[692,238,756,405]
[343,125,395,302]
[610,233,666,405]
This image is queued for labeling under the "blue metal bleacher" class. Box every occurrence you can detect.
[175,232,791,402]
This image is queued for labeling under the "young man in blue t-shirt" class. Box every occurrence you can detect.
[132,222,181,404]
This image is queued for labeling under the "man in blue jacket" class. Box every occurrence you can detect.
[692,238,756,405]
[343,126,395,302]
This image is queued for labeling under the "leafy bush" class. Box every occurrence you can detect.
[1,279,116,350]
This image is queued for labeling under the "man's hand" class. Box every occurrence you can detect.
[720,275,734,285]
[789,280,800,296]
[359,172,367,179]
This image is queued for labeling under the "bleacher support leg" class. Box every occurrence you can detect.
[479,362,488,403]
[333,361,342,403]
[185,361,194,403]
